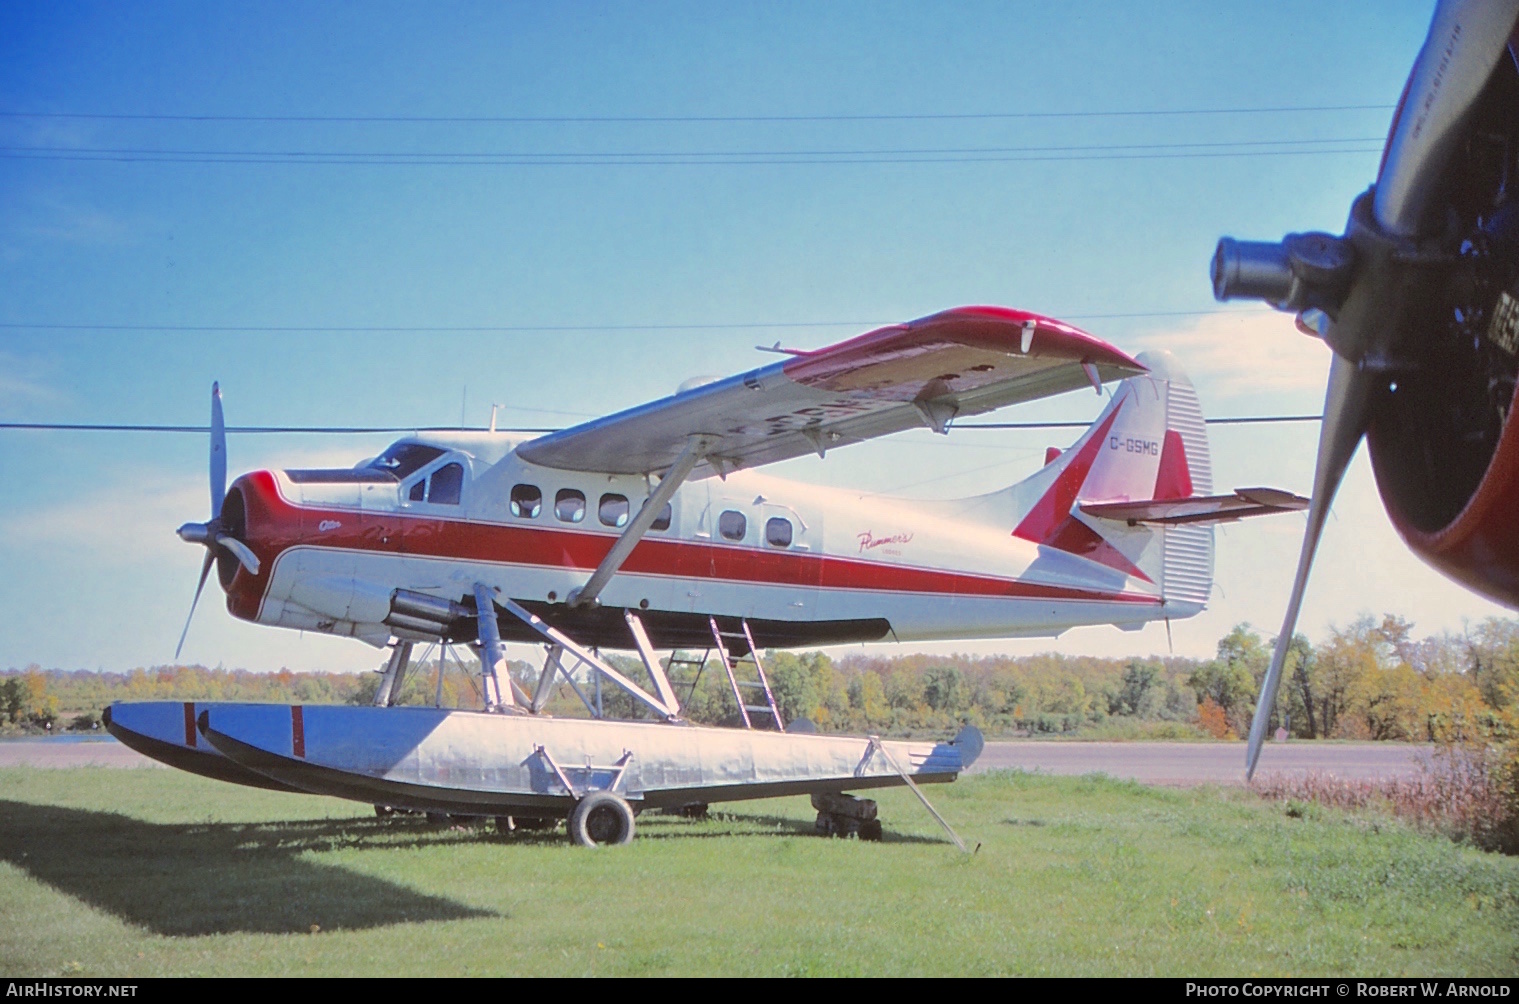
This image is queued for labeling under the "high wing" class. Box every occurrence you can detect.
[517,306,1145,477]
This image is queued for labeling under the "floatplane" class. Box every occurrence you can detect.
[106,306,1304,846]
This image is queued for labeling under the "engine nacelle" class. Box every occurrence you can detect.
[288,575,395,625]
[1364,43,1519,610]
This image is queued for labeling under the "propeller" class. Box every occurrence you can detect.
[1213,0,1519,778]
[174,382,260,659]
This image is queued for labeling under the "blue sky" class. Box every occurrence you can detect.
[2,1,1507,674]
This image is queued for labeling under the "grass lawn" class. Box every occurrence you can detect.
[0,766,1515,977]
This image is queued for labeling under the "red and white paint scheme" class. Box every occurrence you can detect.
[178,306,1304,658]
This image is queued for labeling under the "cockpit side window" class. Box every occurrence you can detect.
[408,479,426,502]
[428,463,464,505]
[366,443,446,480]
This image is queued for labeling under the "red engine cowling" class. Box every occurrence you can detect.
[1372,383,1519,608]
[1365,40,1519,610]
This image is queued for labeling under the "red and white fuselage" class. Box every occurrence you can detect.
[210,348,1217,653]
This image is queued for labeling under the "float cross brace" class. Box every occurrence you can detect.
[496,596,681,720]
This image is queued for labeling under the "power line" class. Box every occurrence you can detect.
[0,308,1272,333]
[2,140,1382,166]
[0,104,1396,125]
[0,416,1321,435]
[0,136,1379,159]
[0,425,558,437]
[959,415,1322,430]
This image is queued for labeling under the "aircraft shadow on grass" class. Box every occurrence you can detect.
[0,801,496,936]
[635,811,948,846]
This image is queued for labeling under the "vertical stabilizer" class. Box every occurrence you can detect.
[991,350,1214,610]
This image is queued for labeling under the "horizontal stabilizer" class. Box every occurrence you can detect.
[1080,487,1308,526]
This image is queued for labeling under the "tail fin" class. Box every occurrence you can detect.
[1006,350,1214,609]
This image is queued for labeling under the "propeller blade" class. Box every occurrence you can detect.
[1246,354,1379,779]
[215,534,260,576]
[210,382,226,520]
[1374,0,1519,238]
[175,550,216,661]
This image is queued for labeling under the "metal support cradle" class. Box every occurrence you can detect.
[859,735,976,854]
[497,596,682,720]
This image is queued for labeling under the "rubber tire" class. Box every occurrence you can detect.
[568,791,636,847]
[425,811,450,827]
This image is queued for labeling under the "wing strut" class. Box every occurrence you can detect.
[569,433,716,609]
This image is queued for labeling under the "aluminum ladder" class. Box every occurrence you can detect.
[662,646,712,707]
[709,616,784,730]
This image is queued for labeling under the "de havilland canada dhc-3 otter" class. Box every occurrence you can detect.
[105,305,1305,847]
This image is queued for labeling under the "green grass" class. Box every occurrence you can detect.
[0,767,1515,977]
[1064,719,1212,741]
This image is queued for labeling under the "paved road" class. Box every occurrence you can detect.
[969,740,1432,786]
[0,735,1432,785]
[0,737,163,769]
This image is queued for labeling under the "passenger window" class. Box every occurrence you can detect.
[765,517,793,548]
[510,484,542,518]
[718,510,747,542]
[408,480,426,502]
[428,463,463,505]
[651,502,672,532]
[599,493,630,528]
[555,489,586,523]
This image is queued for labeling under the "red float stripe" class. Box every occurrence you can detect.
[291,705,306,758]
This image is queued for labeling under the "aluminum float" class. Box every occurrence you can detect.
[195,703,980,823]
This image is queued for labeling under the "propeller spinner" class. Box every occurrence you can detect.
[174,382,259,659]
[1212,0,1519,778]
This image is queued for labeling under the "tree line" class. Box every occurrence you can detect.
[8,613,1515,744]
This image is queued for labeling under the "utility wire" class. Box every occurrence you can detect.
[0,136,1381,159]
[3,143,1383,166]
[0,307,1272,333]
[0,104,1396,124]
[0,416,1322,435]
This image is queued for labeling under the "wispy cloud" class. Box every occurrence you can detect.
[0,352,62,413]
[20,192,135,246]
[1132,310,1332,398]
[0,480,206,564]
